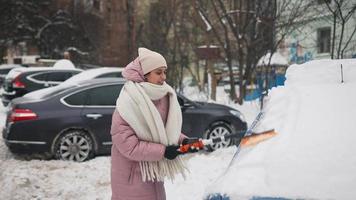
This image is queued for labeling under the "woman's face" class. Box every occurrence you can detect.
[145,67,167,85]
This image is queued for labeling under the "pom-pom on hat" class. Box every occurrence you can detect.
[138,47,167,75]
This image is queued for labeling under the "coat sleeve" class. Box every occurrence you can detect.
[110,110,166,162]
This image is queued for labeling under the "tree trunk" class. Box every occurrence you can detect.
[126,0,136,60]
[337,21,345,59]
[237,52,244,105]
[207,60,217,101]
[227,54,237,101]
[331,15,336,59]
[341,25,356,58]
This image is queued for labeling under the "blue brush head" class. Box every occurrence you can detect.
[205,193,230,200]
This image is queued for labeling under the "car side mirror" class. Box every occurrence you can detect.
[178,97,184,106]
[178,96,194,111]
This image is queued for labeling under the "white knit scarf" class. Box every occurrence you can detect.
[116,81,187,182]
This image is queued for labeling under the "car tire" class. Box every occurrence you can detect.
[54,130,94,162]
[205,122,233,151]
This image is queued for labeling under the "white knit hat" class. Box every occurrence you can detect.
[138,47,167,74]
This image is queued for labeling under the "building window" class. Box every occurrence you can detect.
[317,27,331,53]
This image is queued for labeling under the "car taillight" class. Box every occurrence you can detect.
[10,109,38,122]
[12,74,25,88]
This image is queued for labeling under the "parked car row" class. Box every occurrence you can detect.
[1,60,123,106]
[2,67,82,106]
[1,61,247,162]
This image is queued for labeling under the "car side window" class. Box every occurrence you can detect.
[63,90,89,106]
[47,72,73,82]
[0,68,12,74]
[31,72,48,81]
[71,71,81,77]
[86,84,123,106]
[96,72,122,78]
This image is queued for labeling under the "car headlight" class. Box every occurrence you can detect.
[229,110,246,122]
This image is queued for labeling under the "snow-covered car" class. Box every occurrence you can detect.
[61,67,123,85]
[3,78,247,161]
[204,59,356,200]
[22,67,124,99]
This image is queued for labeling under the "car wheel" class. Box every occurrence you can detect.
[54,130,94,162]
[205,122,233,151]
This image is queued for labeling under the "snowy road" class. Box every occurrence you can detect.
[0,124,236,200]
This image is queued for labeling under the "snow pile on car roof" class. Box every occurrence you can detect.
[52,59,76,69]
[62,67,123,85]
[205,59,356,200]
[285,59,356,86]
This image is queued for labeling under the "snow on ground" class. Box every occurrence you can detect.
[0,105,11,161]
[207,59,356,199]
[0,102,111,200]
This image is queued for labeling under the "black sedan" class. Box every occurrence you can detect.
[2,78,247,161]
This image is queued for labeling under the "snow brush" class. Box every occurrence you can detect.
[178,129,277,153]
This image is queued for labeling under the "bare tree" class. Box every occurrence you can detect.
[261,0,314,98]
[135,0,174,81]
[171,1,204,92]
[136,0,204,90]
[322,0,356,58]
[0,0,50,60]
[194,0,312,104]
[36,10,93,60]
[0,0,98,64]
[127,0,137,60]
[195,0,239,101]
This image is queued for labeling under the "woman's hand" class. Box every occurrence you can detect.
[164,145,181,160]
[164,137,201,160]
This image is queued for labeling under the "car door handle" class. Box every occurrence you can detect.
[85,114,103,119]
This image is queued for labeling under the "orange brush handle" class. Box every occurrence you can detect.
[179,140,204,153]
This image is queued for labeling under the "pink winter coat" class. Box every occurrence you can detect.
[111,58,186,200]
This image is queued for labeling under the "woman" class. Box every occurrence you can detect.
[111,47,188,200]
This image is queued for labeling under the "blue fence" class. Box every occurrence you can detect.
[244,73,286,101]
